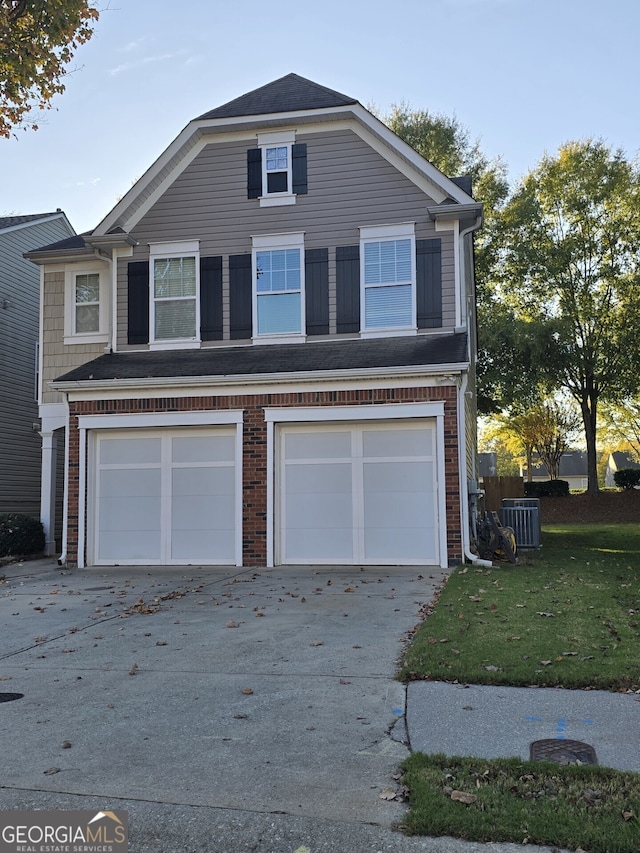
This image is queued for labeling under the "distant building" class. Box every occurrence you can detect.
[522,450,588,490]
[605,451,640,487]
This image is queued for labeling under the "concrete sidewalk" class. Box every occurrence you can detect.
[0,557,568,852]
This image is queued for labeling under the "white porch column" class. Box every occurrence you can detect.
[40,430,58,556]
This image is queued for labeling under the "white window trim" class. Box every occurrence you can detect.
[149,240,200,350]
[359,222,417,338]
[252,232,306,342]
[257,130,297,207]
[63,262,109,344]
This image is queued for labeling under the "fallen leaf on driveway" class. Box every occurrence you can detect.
[309,640,323,646]
[379,787,397,800]
[226,620,240,628]
[339,678,351,684]
[43,768,60,775]
[241,688,254,695]
[129,663,138,675]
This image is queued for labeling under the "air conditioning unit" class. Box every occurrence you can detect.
[501,499,541,549]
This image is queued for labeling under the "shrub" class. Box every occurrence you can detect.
[524,479,570,498]
[0,513,45,557]
[613,468,640,490]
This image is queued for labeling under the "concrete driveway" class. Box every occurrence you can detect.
[0,558,562,853]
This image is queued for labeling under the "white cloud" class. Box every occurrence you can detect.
[108,52,184,76]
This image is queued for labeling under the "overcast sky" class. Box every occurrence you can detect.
[2,0,638,234]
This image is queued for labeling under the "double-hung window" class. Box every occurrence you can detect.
[64,262,108,344]
[252,233,305,339]
[360,223,416,334]
[149,241,200,348]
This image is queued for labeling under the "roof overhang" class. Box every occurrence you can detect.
[51,361,469,397]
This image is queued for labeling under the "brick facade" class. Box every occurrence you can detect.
[66,385,462,568]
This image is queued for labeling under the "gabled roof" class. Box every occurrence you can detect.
[0,211,70,233]
[197,73,357,120]
[609,451,640,470]
[93,74,481,236]
[53,333,469,387]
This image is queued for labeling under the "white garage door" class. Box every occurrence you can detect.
[91,428,238,565]
[278,421,439,565]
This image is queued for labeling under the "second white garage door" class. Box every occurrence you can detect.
[277,420,439,565]
[90,427,238,565]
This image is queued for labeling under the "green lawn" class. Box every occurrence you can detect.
[398,523,640,851]
[400,523,640,691]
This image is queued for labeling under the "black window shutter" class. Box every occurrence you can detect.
[127,260,149,344]
[416,239,442,328]
[336,245,360,333]
[247,149,262,199]
[292,143,307,195]
[229,254,252,339]
[200,256,223,341]
[305,248,328,335]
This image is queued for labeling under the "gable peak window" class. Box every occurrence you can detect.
[248,131,307,207]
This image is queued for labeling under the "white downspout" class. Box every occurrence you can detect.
[458,372,492,567]
[457,213,491,567]
[58,395,70,566]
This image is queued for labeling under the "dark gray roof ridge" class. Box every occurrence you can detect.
[197,73,358,121]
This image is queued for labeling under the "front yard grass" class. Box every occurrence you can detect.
[398,523,640,851]
[400,523,640,691]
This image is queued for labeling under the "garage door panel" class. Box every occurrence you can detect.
[172,529,235,561]
[284,431,351,459]
[286,463,352,494]
[172,495,235,530]
[364,492,427,530]
[98,530,161,561]
[172,435,235,463]
[364,526,432,560]
[363,461,430,493]
[98,495,162,532]
[285,492,352,529]
[362,427,431,457]
[172,466,234,497]
[99,467,161,499]
[99,437,161,465]
[285,527,353,561]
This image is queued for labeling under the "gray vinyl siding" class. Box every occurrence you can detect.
[0,216,74,514]
[40,267,108,404]
[117,129,457,348]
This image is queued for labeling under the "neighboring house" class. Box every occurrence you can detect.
[605,451,640,487]
[478,452,498,479]
[522,450,589,490]
[26,74,483,569]
[0,212,75,518]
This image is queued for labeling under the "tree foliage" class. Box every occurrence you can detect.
[0,0,99,137]
[497,140,640,492]
[599,398,640,462]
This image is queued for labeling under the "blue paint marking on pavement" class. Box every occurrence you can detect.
[525,715,542,721]
[392,708,403,715]
[555,717,568,740]
[582,719,594,725]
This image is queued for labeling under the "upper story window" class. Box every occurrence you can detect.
[149,241,200,349]
[252,233,305,339]
[360,223,416,335]
[248,131,307,207]
[64,262,108,344]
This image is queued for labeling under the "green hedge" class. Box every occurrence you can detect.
[0,513,45,557]
[613,468,640,490]
[524,479,570,498]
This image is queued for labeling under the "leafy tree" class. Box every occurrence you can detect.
[0,0,99,138]
[483,401,580,481]
[599,398,640,461]
[498,140,640,493]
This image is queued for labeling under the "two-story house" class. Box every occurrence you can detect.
[27,74,482,569]
[1,211,75,522]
